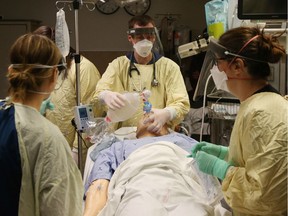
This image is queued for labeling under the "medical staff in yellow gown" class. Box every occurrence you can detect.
[46,56,101,167]
[93,55,190,129]
[223,92,287,215]
[91,15,190,132]
[190,26,287,216]
[46,56,101,147]
[33,25,102,167]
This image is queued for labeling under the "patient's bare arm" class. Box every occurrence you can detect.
[83,179,109,216]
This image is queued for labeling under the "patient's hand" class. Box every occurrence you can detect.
[83,179,109,216]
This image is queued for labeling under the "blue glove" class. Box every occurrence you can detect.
[189,141,228,159]
[40,97,55,115]
[195,151,231,180]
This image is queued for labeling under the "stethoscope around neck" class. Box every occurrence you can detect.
[128,52,159,88]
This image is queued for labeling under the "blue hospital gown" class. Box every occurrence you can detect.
[85,133,198,193]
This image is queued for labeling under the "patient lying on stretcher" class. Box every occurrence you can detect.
[83,115,230,216]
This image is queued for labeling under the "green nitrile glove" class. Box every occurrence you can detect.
[188,141,228,159]
[40,97,55,115]
[195,151,231,180]
[188,142,207,158]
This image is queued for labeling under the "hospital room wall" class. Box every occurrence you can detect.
[0,0,209,76]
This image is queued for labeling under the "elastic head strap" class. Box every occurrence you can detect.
[228,35,260,67]
[237,35,260,55]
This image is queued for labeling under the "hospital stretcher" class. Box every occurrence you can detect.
[83,127,232,216]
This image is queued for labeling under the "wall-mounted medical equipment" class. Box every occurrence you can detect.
[237,0,287,20]
[178,36,212,59]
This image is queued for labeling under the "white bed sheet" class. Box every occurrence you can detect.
[97,141,231,216]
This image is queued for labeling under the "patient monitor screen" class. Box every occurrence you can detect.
[238,0,287,20]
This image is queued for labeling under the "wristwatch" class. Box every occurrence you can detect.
[124,0,151,16]
[95,0,120,15]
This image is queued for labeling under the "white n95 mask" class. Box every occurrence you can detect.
[210,65,229,92]
[133,39,153,58]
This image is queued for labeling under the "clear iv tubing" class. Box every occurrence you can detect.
[200,74,212,142]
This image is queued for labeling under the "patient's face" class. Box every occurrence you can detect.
[135,115,147,138]
[136,114,169,138]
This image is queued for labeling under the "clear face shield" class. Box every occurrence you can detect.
[127,27,164,55]
[200,38,231,76]
[198,37,266,77]
[193,38,232,101]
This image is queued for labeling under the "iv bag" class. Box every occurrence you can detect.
[205,0,229,39]
[55,9,70,57]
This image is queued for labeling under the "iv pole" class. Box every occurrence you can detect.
[55,0,95,175]
[55,0,142,174]
[73,0,83,175]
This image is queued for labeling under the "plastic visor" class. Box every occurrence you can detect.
[192,38,231,101]
[195,38,268,94]
[127,27,156,36]
[128,27,164,56]
[201,38,232,74]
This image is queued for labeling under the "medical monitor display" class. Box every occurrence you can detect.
[79,107,88,118]
[237,0,287,20]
